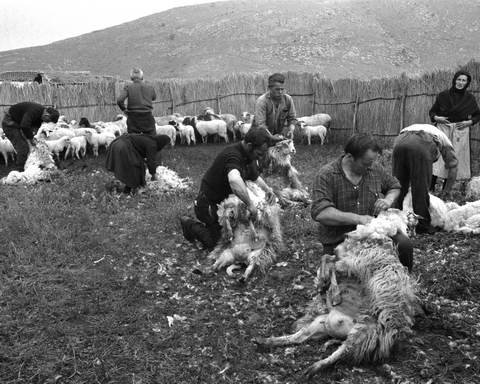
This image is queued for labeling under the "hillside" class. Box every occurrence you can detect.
[0,0,479,80]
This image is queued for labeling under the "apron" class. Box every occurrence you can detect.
[432,123,470,180]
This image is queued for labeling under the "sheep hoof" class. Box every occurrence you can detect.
[226,264,242,277]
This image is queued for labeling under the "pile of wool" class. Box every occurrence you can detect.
[443,200,480,234]
[145,166,191,194]
[1,142,58,185]
[348,208,411,241]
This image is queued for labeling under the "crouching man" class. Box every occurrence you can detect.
[1,102,59,171]
[311,134,414,272]
[180,128,280,250]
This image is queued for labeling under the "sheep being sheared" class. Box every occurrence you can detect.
[208,180,284,282]
[261,139,310,207]
[255,209,420,378]
[1,141,58,185]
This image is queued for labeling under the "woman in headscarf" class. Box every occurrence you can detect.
[117,67,157,135]
[105,134,171,194]
[429,70,480,190]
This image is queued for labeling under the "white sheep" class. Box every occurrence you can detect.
[255,209,419,377]
[43,136,71,159]
[155,113,184,126]
[240,111,254,124]
[65,135,87,159]
[234,121,251,139]
[177,123,196,145]
[192,116,228,143]
[0,137,16,166]
[85,131,116,156]
[466,176,480,201]
[297,113,332,128]
[402,189,448,228]
[299,122,327,145]
[156,124,177,147]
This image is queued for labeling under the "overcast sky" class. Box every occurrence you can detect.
[0,0,231,52]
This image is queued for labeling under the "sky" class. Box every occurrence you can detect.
[0,0,231,52]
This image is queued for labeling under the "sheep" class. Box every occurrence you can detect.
[262,139,310,207]
[234,121,251,139]
[65,135,87,160]
[155,113,184,126]
[1,141,57,185]
[192,116,228,144]
[466,176,480,201]
[43,136,71,159]
[255,208,419,377]
[297,113,332,129]
[240,111,254,124]
[177,122,196,146]
[0,137,16,166]
[208,180,284,282]
[402,189,448,229]
[219,113,238,140]
[85,131,116,156]
[299,122,327,145]
[156,124,177,147]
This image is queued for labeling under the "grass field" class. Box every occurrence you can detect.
[1,143,479,384]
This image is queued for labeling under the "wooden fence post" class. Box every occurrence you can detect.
[352,94,360,134]
[400,87,407,132]
[168,85,175,113]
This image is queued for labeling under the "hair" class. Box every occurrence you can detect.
[130,67,144,81]
[244,128,277,149]
[451,70,471,90]
[45,106,60,123]
[268,73,285,86]
[344,134,382,160]
[78,117,91,128]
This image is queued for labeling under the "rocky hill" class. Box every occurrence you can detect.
[0,0,479,80]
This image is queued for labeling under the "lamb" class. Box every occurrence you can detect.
[85,131,116,156]
[0,137,16,165]
[208,180,284,282]
[466,176,480,201]
[299,122,327,145]
[177,123,196,145]
[1,141,57,185]
[220,113,238,140]
[255,209,419,377]
[43,136,71,159]
[262,139,310,207]
[156,124,177,147]
[192,116,228,143]
[65,135,87,160]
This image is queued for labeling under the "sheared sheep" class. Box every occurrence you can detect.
[177,122,196,145]
[0,137,16,165]
[208,180,284,282]
[1,141,57,184]
[192,116,228,143]
[43,136,71,159]
[255,209,419,377]
[299,122,327,145]
[262,139,310,207]
[297,113,332,143]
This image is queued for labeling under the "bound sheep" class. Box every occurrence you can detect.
[255,209,419,377]
[208,181,284,281]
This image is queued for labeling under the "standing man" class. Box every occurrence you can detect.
[180,128,279,250]
[392,124,458,234]
[117,67,157,135]
[252,73,297,139]
[1,102,59,171]
[311,134,414,272]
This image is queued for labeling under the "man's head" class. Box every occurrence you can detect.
[344,134,382,175]
[42,106,60,123]
[130,67,144,81]
[243,128,279,159]
[268,73,286,100]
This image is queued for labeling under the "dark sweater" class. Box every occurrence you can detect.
[7,102,45,139]
[117,80,157,113]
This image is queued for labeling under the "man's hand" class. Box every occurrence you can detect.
[265,187,276,204]
[373,198,391,216]
[247,203,258,220]
[434,116,450,124]
[358,215,374,225]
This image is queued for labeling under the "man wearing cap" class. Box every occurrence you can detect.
[1,101,59,171]
[252,73,297,139]
[180,128,279,250]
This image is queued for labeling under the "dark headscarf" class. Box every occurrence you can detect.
[154,134,171,150]
[451,70,472,94]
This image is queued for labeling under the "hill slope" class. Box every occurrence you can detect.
[0,0,479,80]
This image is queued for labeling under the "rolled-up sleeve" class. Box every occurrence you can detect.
[311,171,335,220]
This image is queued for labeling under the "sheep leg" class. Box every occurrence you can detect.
[303,343,348,378]
[328,269,342,307]
[1,152,8,166]
[254,314,328,346]
[248,220,258,241]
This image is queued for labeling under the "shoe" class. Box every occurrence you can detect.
[416,225,437,235]
[179,216,196,243]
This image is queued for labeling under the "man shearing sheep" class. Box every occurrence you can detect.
[180,128,281,250]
